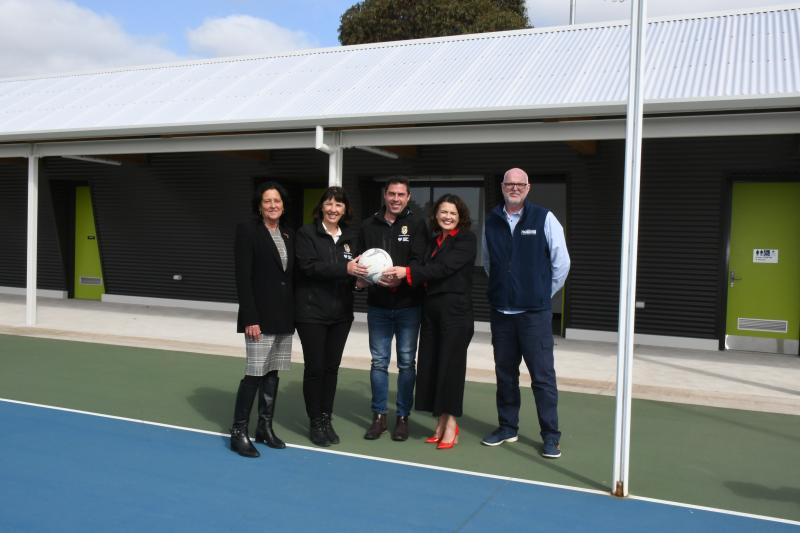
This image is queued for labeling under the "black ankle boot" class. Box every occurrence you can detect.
[321,412,340,445]
[309,417,331,447]
[231,424,260,458]
[230,377,260,458]
[255,373,286,449]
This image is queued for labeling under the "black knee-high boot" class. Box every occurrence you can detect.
[230,376,260,458]
[255,372,285,449]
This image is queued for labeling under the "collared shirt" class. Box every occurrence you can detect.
[323,223,342,244]
[482,206,570,312]
[433,228,460,255]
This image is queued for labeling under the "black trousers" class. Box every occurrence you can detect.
[415,293,473,417]
[296,321,352,419]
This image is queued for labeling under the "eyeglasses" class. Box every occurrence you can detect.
[502,182,529,191]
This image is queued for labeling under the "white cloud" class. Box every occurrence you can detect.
[526,0,794,28]
[186,15,317,58]
[0,0,179,79]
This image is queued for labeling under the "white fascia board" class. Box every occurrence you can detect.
[1,95,798,145]
[0,103,626,143]
[644,94,800,115]
[33,131,316,157]
[645,111,800,139]
[0,144,32,157]
[343,111,800,147]
[342,120,624,147]
[6,111,799,158]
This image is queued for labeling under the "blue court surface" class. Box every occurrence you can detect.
[1,400,796,532]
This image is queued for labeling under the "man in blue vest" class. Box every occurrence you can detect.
[481,168,570,458]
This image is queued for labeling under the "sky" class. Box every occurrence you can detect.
[1,0,795,79]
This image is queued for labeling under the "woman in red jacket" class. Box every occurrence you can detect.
[387,194,476,449]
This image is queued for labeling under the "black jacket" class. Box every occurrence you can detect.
[408,229,477,300]
[294,220,361,324]
[235,219,295,334]
[359,207,429,309]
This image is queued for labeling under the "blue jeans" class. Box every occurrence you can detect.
[368,305,421,417]
[490,309,560,441]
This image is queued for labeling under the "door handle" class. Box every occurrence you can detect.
[729,270,742,288]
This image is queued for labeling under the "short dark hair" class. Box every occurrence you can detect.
[252,181,289,220]
[384,176,410,193]
[429,193,471,232]
[312,186,352,224]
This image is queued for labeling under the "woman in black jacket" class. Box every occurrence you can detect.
[230,181,294,458]
[387,194,476,450]
[295,187,368,447]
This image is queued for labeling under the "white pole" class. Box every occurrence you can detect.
[328,147,343,187]
[570,0,576,25]
[612,0,646,498]
[26,153,39,326]
[315,125,343,187]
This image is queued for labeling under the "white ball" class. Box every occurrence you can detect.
[359,248,393,285]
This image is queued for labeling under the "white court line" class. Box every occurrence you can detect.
[2,397,798,527]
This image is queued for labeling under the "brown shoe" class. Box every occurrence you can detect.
[391,416,409,441]
[364,413,387,440]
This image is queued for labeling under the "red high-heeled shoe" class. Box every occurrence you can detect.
[436,424,459,450]
[424,434,441,444]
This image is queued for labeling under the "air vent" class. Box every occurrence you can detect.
[737,318,788,333]
[79,277,102,285]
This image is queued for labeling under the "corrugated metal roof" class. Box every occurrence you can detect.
[1,5,798,142]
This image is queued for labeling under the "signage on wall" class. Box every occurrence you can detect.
[753,249,779,263]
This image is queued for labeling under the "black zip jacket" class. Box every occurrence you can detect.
[294,220,361,324]
[359,207,429,309]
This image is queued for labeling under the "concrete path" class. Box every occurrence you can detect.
[1,294,798,415]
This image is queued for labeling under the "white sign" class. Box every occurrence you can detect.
[753,249,779,263]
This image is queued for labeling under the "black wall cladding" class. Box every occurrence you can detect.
[0,159,64,291]
[1,135,797,339]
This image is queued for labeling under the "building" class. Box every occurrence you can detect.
[1,5,798,354]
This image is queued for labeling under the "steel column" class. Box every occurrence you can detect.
[25,153,39,326]
[612,0,647,498]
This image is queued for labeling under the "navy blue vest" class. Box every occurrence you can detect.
[485,201,552,311]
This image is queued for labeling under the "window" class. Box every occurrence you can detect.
[400,177,485,265]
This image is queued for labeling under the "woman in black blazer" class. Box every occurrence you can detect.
[230,181,295,458]
[388,194,476,449]
[295,186,368,447]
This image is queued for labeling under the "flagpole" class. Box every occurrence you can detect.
[612,0,647,498]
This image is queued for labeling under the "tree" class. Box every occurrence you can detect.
[338,0,530,46]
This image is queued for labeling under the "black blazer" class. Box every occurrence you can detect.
[408,229,477,298]
[294,221,361,324]
[235,219,295,334]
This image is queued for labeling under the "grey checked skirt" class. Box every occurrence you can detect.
[245,333,293,376]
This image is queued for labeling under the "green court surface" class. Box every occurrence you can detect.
[1,334,798,521]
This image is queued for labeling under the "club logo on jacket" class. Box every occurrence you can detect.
[521,229,537,236]
[343,243,353,260]
[397,225,410,243]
